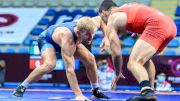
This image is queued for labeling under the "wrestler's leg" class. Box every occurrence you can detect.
[144,60,156,88]
[127,39,157,84]
[127,39,157,101]
[24,48,56,84]
[13,45,56,97]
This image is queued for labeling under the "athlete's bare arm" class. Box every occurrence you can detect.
[100,19,107,36]
[107,14,122,76]
[91,16,109,37]
[91,16,107,36]
[92,16,110,52]
[107,12,127,73]
[60,30,83,97]
[106,13,126,89]
[92,16,101,29]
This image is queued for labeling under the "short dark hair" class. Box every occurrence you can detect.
[99,0,117,13]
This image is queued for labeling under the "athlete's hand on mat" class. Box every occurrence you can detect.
[111,73,126,90]
[74,95,91,101]
[100,37,110,53]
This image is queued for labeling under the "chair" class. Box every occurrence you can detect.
[121,48,130,55]
[175,6,180,16]
[91,47,100,55]
[38,18,51,26]
[59,9,70,16]
[45,9,57,16]
[31,28,44,36]
[163,50,177,56]
[84,9,98,17]
[174,19,180,25]
[23,37,37,46]
[167,39,180,48]
[177,32,180,36]
[70,9,83,18]
[92,38,102,47]
[123,37,135,47]
[94,31,104,39]
[18,48,29,54]
[5,48,16,53]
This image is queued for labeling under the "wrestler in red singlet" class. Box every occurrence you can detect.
[99,1,177,101]
[111,3,177,52]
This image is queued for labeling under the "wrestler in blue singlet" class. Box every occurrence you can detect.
[38,22,77,52]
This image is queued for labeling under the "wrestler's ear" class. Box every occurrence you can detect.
[77,30,81,37]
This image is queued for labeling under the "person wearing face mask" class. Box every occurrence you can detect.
[156,73,172,92]
[12,17,109,101]
[97,59,115,90]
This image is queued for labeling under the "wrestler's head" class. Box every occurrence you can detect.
[76,17,97,45]
[99,0,117,23]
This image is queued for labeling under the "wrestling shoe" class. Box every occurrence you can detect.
[12,85,26,97]
[92,88,110,99]
[127,89,157,101]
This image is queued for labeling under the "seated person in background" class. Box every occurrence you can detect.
[156,73,172,92]
[97,58,115,90]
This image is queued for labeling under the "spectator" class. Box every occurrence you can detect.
[156,73,172,91]
[97,58,115,90]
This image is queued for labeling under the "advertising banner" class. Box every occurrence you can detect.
[0,8,48,44]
